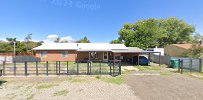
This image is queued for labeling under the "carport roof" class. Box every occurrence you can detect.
[112,50,161,53]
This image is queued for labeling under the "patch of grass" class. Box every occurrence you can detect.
[53,90,69,96]
[135,66,161,71]
[135,66,146,71]
[26,94,35,100]
[36,84,58,89]
[68,78,84,83]
[100,76,124,85]
[96,76,101,79]
[121,67,139,74]
[160,72,173,77]
[160,64,168,68]
[183,72,203,79]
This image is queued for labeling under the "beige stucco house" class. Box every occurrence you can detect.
[164,44,200,57]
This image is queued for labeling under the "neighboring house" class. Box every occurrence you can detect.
[33,43,160,64]
[164,44,198,57]
[148,47,164,56]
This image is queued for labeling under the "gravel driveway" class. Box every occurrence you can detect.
[0,76,139,100]
[125,73,203,100]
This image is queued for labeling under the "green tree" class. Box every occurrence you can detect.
[6,37,16,42]
[0,37,42,54]
[118,18,166,49]
[110,39,123,44]
[76,36,90,43]
[193,33,203,43]
[114,17,195,49]
[159,17,195,45]
[182,44,203,58]
[24,33,32,52]
[0,42,13,52]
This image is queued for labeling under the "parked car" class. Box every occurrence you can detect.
[132,56,149,65]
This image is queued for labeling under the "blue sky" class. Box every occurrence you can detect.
[0,0,203,43]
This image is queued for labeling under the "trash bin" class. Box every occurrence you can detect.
[170,59,180,69]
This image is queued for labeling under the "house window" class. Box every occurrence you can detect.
[61,51,68,58]
[103,52,108,60]
[40,51,47,58]
[90,52,98,60]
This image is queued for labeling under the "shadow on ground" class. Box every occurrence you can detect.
[0,80,7,86]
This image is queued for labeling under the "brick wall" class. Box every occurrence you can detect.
[77,52,105,61]
[35,51,110,61]
[36,50,77,61]
[77,52,89,60]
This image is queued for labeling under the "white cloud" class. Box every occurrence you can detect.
[47,34,59,41]
[43,34,74,43]
[60,36,74,43]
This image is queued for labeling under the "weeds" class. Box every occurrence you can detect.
[36,84,58,89]
[53,90,69,96]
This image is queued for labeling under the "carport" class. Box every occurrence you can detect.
[112,50,161,66]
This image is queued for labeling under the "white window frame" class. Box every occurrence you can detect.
[103,52,108,60]
[61,51,68,58]
[40,51,47,58]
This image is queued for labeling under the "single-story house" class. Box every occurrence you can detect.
[164,44,202,57]
[33,43,161,65]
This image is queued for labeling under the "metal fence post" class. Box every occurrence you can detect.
[178,59,181,73]
[14,61,16,76]
[3,61,5,76]
[181,59,183,74]
[87,61,89,75]
[46,61,48,76]
[25,61,27,76]
[56,61,58,75]
[113,60,115,76]
[109,61,112,75]
[199,59,202,72]
[67,61,69,75]
[59,61,61,75]
[190,59,192,72]
[77,61,79,75]
[90,61,92,75]
[99,60,101,74]
[119,61,121,75]
[36,61,38,76]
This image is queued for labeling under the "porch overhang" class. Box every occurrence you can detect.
[77,49,112,52]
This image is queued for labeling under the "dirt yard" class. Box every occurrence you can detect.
[0,76,139,100]
[125,72,203,100]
